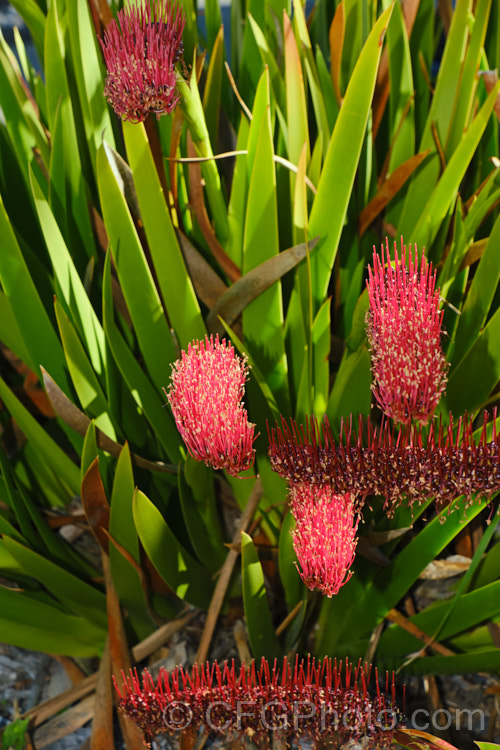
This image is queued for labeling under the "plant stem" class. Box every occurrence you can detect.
[176,69,230,244]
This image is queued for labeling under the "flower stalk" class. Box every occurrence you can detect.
[176,64,230,243]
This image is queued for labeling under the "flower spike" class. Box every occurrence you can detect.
[100,0,185,122]
[166,335,256,476]
[366,238,448,424]
[115,656,402,747]
[289,486,358,597]
[268,410,500,513]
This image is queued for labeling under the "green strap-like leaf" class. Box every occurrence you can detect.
[407,81,500,247]
[278,511,303,610]
[31,170,105,377]
[0,195,70,393]
[122,121,205,348]
[3,536,107,626]
[44,1,96,267]
[97,143,177,392]
[101,251,181,458]
[308,4,393,309]
[243,83,289,412]
[65,0,116,166]
[241,531,281,660]
[178,459,226,572]
[451,212,500,369]
[397,0,482,233]
[0,31,50,177]
[378,580,500,660]
[446,304,500,414]
[202,27,225,149]
[207,239,318,336]
[109,444,151,635]
[327,344,372,424]
[0,375,80,497]
[336,496,490,648]
[0,587,105,656]
[386,0,415,175]
[133,489,214,610]
[54,299,117,440]
[247,14,286,111]
[395,649,500,676]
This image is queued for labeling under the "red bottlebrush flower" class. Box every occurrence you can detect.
[289,485,358,597]
[268,411,500,514]
[100,0,185,123]
[366,238,448,425]
[166,335,256,476]
[114,656,401,747]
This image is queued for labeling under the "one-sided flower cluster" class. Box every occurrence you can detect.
[366,239,448,425]
[115,656,401,747]
[268,411,500,514]
[166,335,256,476]
[289,485,359,597]
[100,0,185,122]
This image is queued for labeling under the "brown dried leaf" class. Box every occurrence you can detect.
[89,0,113,28]
[366,526,412,545]
[103,142,141,221]
[479,71,500,121]
[32,695,95,749]
[145,115,169,196]
[42,368,175,474]
[23,615,194,729]
[464,158,500,210]
[89,204,109,254]
[485,680,500,695]
[196,479,263,664]
[372,0,420,137]
[437,0,452,33]
[186,134,241,282]
[132,612,195,662]
[459,239,489,271]
[233,620,252,663]
[359,150,430,236]
[177,230,227,309]
[102,529,166,626]
[419,555,471,580]
[104,555,145,750]
[329,2,345,106]
[386,608,454,657]
[206,238,319,336]
[23,369,55,417]
[179,732,197,750]
[169,106,185,211]
[487,622,500,649]
[81,458,110,554]
[356,535,391,567]
[91,637,115,750]
[24,675,98,728]
[51,656,87,686]
[394,727,461,750]
[103,529,144,579]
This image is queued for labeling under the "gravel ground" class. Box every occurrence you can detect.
[0,644,92,749]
